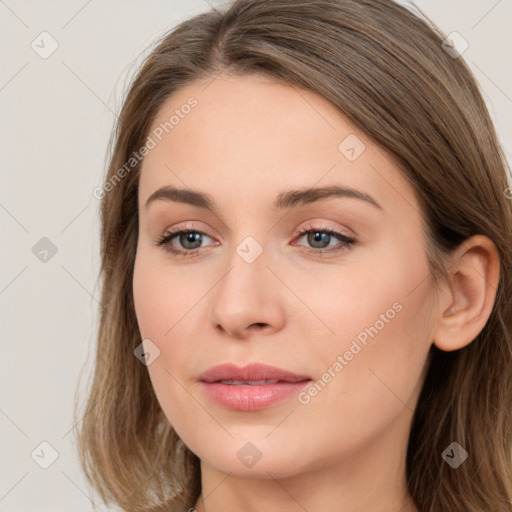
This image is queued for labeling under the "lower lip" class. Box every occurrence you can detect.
[200,381,311,411]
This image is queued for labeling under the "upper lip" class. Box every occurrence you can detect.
[199,363,312,383]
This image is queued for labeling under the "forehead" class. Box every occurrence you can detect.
[138,72,421,222]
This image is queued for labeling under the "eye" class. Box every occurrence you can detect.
[154,227,217,257]
[292,224,356,255]
[154,223,356,258]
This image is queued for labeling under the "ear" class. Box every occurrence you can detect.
[433,234,500,352]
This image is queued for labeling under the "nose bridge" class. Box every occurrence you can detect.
[216,235,269,310]
[209,232,284,336]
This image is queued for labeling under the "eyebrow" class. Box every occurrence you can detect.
[144,184,383,212]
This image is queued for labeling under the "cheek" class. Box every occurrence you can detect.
[286,232,432,356]
[133,252,207,438]
[291,239,434,447]
[297,274,431,406]
[132,247,215,388]
[133,249,202,341]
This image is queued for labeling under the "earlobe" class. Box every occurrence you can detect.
[433,235,500,352]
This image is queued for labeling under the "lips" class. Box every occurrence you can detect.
[198,363,312,411]
[198,363,311,384]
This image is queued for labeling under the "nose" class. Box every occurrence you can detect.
[208,245,286,340]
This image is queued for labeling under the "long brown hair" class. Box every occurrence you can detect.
[75,1,512,510]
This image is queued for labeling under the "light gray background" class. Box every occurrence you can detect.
[1,1,511,510]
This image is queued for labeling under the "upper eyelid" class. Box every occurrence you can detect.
[161,224,355,246]
[162,224,348,238]
[162,218,354,235]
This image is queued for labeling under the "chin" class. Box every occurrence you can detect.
[186,433,314,480]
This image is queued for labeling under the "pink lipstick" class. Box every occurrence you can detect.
[198,363,312,411]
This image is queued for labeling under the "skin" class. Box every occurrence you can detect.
[132,72,500,512]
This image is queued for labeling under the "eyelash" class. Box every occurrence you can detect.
[154,224,356,258]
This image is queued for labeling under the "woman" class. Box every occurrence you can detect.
[76,0,512,510]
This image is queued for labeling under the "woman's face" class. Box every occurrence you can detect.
[133,72,441,479]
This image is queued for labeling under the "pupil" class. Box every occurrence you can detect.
[181,232,202,249]
[309,231,329,248]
